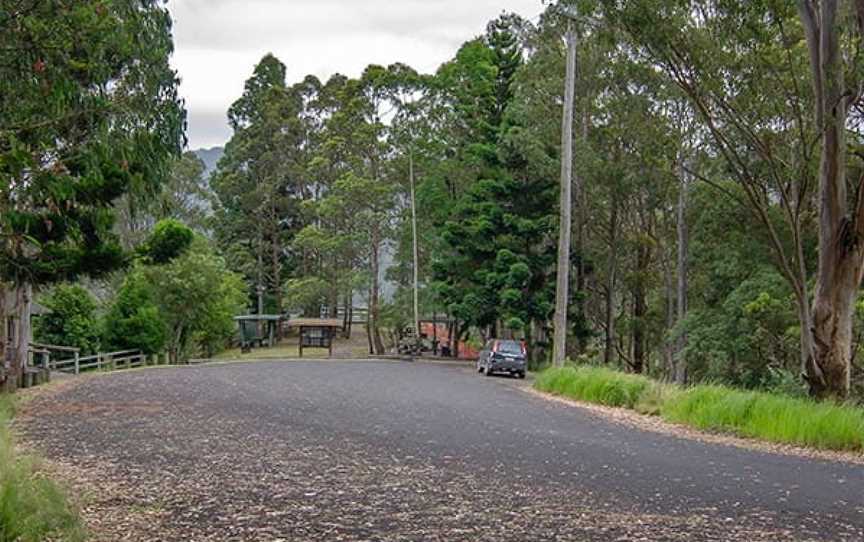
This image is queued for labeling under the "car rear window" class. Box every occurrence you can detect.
[496,341,523,354]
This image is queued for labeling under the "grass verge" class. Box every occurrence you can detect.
[534,365,651,409]
[0,394,84,542]
[535,366,864,453]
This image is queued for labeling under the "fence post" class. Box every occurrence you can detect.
[74,352,80,375]
[96,353,102,371]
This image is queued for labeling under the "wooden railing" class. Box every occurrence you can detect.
[30,343,162,375]
[52,350,152,375]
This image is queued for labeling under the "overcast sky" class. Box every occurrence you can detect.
[166,0,544,150]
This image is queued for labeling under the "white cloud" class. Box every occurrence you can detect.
[166,0,544,149]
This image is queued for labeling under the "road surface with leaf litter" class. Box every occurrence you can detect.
[19,360,864,541]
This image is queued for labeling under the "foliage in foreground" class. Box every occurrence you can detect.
[0,397,84,542]
[535,366,864,452]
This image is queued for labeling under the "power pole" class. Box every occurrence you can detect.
[552,17,578,367]
[409,150,421,340]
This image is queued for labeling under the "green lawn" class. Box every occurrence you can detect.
[215,343,371,360]
[215,329,372,361]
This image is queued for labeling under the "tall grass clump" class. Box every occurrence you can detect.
[663,385,864,451]
[535,366,652,408]
[0,396,84,542]
[661,385,760,432]
[535,366,864,453]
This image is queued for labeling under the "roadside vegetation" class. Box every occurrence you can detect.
[0,396,84,542]
[535,366,864,453]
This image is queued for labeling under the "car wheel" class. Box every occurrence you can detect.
[518,371,526,379]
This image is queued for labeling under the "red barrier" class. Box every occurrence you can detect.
[419,323,479,360]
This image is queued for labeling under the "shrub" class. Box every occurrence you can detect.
[34,284,101,354]
[103,269,167,355]
[105,237,246,360]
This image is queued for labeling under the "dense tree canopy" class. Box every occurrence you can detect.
[0,0,185,385]
[0,0,185,285]
[201,2,863,399]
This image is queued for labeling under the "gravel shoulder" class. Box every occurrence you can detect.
[16,360,864,541]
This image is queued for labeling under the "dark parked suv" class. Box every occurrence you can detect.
[477,339,527,379]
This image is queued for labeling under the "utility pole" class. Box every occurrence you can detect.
[552,15,578,367]
[409,150,421,340]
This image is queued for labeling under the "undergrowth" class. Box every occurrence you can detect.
[0,395,84,542]
[535,366,864,453]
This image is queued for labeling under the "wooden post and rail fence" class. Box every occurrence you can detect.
[25,342,174,383]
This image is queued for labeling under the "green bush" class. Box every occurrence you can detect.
[535,366,864,452]
[103,269,167,355]
[34,284,101,354]
[105,236,247,360]
[0,397,84,541]
[140,219,194,264]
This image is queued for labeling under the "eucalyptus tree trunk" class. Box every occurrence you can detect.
[663,263,676,377]
[366,317,374,355]
[675,169,689,385]
[257,225,265,317]
[798,0,863,400]
[270,204,283,316]
[369,225,385,355]
[632,241,648,374]
[603,196,619,366]
[552,22,578,367]
[409,151,420,339]
[9,283,32,387]
[574,109,589,355]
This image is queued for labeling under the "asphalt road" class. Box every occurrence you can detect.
[21,360,864,541]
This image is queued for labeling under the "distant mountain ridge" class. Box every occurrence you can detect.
[192,146,224,178]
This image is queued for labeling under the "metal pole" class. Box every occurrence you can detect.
[552,19,578,367]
